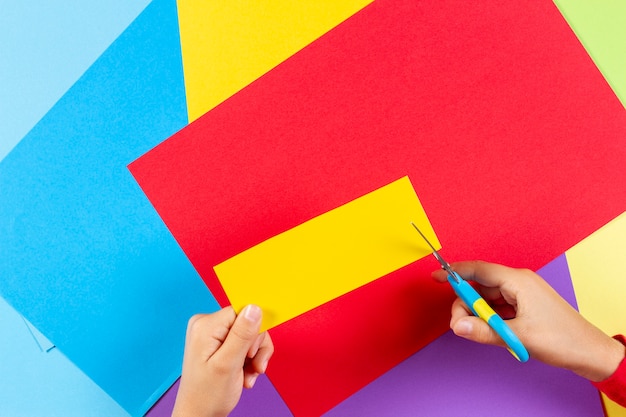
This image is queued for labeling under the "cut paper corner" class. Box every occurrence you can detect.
[553,0,626,109]
[213,176,440,331]
[176,0,374,121]
[0,298,129,417]
[21,316,56,353]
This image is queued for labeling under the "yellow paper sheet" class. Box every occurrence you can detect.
[177,0,373,121]
[214,176,440,331]
[566,211,626,415]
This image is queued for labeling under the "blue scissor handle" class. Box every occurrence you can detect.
[447,272,530,362]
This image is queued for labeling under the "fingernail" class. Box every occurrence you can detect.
[455,320,473,336]
[247,373,259,388]
[243,304,262,323]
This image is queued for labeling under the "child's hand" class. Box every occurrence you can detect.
[172,305,274,417]
[432,261,625,382]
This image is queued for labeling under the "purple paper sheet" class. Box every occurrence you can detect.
[145,380,178,417]
[324,254,602,416]
[145,375,291,417]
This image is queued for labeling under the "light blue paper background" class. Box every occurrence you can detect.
[0,0,151,161]
[21,314,56,352]
[0,0,148,413]
[0,298,130,417]
[0,0,219,415]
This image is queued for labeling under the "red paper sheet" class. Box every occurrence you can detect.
[129,1,626,415]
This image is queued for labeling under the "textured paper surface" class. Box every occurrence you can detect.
[325,254,603,416]
[0,298,129,417]
[130,0,626,415]
[145,255,605,416]
[145,376,293,417]
[177,0,373,121]
[566,211,626,416]
[554,0,626,108]
[0,1,623,414]
[0,0,150,161]
[214,177,439,331]
[0,1,219,415]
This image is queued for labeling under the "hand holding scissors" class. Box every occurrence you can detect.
[412,223,530,362]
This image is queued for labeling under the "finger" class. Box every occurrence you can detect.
[432,261,510,289]
[448,260,512,287]
[243,333,274,389]
[492,301,517,319]
[435,265,509,305]
[185,308,237,360]
[243,371,260,389]
[451,316,506,348]
[433,260,515,297]
[431,268,449,283]
[450,297,473,326]
[249,332,274,374]
[450,292,516,348]
[247,332,266,359]
[215,304,263,367]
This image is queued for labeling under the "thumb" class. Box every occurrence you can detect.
[452,317,505,348]
[217,305,263,364]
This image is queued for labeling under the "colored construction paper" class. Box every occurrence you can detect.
[325,255,602,417]
[0,298,129,417]
[21,315,55,353]
[554,0,626,108]
[214,177,439,331]
[567,212,626,338]
[145,381,178,417]
[327,329,602,417]
[145,255,604,416]
[177,0,373,121]
[228,375,293,417]
[0,0,150,161]
[603,396,626,417]
[129,0,626,415]
[145,375,292,417]
[566,211,626,416]
[0,0,219,415]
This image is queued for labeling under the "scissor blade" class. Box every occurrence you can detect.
[410,222,459,283]
[411,222,437,251]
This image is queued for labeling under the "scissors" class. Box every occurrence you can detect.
[411,222,529,362]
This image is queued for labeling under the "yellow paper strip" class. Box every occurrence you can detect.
[565,211,626,416]
[214,176,440,331]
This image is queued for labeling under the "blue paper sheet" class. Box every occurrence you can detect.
[0,0,219,415]
[0,0,151,161]
[21,314,55,352]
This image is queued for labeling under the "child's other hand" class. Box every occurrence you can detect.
[432,261,624,382]
[172,305,274,417]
